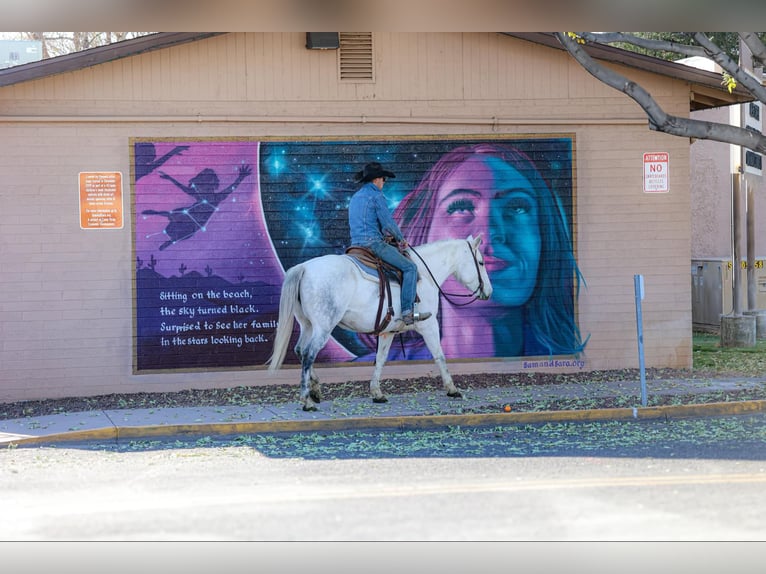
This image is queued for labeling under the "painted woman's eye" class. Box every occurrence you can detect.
[446,198,476,215]
[506,196,534,215]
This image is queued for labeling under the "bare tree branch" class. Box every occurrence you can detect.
[691,32,766,103]
[740,32,766,64]
[555,32,766,155]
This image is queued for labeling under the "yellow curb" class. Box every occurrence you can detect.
[5,399,766,447]
[4,427,117,447]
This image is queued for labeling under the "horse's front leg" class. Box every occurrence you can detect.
[370,333,395,403]
[419,324,462,398]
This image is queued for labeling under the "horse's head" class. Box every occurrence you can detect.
[463,234,493,301]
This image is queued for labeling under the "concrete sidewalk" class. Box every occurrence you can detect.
[2,376,766,447]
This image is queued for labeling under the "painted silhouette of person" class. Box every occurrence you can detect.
[134,142,190,180]
[143,164,252,250]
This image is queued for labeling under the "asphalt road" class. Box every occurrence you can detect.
[2,413,766,542]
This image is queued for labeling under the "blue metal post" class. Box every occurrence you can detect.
[634,274,647,407]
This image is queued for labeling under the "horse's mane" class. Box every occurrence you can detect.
[411,237,463,256]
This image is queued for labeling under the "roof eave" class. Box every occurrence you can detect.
[1,31,755,111]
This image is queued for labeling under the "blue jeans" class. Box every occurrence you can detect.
[368,240,417,315]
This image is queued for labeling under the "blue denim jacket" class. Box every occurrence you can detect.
[348,182,405,246]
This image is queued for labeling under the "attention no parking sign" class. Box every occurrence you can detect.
[643,152,669,193]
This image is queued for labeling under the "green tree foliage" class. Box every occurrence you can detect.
[619,33,738,61]
[621,32,766,65]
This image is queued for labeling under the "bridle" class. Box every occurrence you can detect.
[410,239,487,307]
[385,240,487,356]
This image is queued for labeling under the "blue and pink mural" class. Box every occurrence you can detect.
[133,137,585,372]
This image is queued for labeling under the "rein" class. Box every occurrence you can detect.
[409,240,485,307]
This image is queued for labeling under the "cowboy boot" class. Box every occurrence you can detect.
[402,310,431,325]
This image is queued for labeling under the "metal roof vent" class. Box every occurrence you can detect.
[338,33,373,81]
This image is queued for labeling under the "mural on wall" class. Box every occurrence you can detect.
[133,137,586,372]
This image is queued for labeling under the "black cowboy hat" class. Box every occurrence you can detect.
[354,162,396,183]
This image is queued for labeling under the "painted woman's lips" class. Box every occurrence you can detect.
[483,255,509,273]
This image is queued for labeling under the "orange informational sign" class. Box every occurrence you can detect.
[79,172,123,229]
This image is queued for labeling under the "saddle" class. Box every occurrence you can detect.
[345,246,416,335]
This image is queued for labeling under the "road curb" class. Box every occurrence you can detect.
[6,399,766,447]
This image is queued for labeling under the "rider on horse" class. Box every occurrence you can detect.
[348,162,431,326]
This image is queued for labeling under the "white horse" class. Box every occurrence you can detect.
[267,235,492,411]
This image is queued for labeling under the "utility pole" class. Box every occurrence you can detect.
[747,176,756,310]
[741,37,764,339]
[740,38,758,312]
[732,171,743,316]
[721,37,757,347]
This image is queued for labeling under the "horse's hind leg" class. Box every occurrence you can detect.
[294,321,323,404]
[298,331,332,411]
[299,361,317,411]
[309,367,321,403]
[295,354,322,404]
[419,326,462,398]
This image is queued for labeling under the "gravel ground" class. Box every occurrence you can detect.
[2,367,764,421]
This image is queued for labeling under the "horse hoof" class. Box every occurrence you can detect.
[447,391,463,399]
[373,396,388,404]
[302,404,318,412]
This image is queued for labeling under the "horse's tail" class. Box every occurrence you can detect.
[267,263,305,372]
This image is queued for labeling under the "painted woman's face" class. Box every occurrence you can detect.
[429,155,541,307]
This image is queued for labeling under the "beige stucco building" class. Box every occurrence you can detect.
[0,32,749,403]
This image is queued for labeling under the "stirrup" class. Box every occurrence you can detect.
[402,311,431,326]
